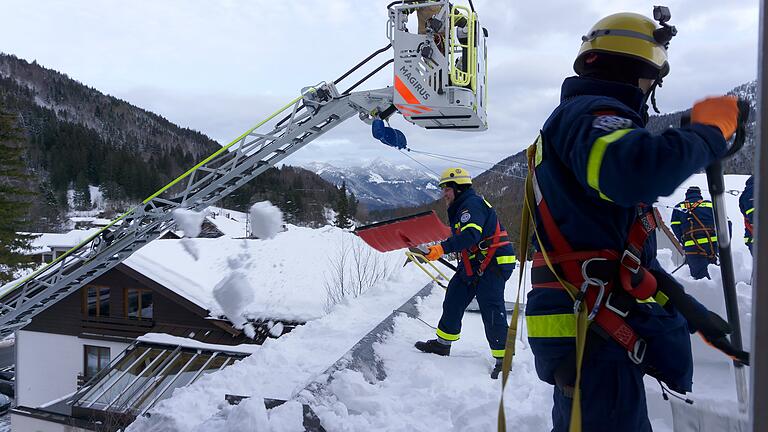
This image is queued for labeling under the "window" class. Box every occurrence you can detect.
[126,289,153,320]
[84,286,110,318]
[84,345,110,380]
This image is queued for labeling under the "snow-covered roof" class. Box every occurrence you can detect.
[205,207,250,238]
[123,225,406,323]
[69,216,115,227]
[27,228,102,253]
[137,333,261,355]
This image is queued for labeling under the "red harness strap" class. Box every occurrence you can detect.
[458,221,510,277]
[534,197,645,360]
[745,218,754,236]
[617,206,658,300]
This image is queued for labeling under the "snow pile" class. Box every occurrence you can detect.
[172,208,209,238]
[249,201,284,240]
[214,271,257,337]
[187,397,304,432]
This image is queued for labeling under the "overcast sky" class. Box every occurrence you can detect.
[0,0,759,175]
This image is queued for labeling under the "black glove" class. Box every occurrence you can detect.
[694,311,750,366]
[650,269,750,366]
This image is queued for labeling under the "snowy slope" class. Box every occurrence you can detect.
[127,175,753,431]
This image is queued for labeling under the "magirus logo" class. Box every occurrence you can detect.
[399,66,430,100]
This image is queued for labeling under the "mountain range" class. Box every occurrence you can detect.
[304,159,441,211]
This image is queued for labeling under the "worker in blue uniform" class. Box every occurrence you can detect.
[415,167,517,379]
[671,186,719,280]
[740,175,755,254]
[524,10,749,432]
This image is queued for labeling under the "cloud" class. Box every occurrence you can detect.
[0,0,759,174]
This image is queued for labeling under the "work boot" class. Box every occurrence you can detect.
[490,358,506,379]
[414,339,451,356]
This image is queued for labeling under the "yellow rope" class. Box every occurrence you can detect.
[497,144,586,432]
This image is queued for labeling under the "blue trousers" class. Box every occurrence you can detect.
[437,268,510,354]
[551,356,651,432]
[686,254,712,280]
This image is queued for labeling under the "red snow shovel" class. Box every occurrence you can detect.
[355,211,455,287]
[354,210,451,252]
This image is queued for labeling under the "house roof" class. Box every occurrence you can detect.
[27,228,102,253]
[123,225,382,323]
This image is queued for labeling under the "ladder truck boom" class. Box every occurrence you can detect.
[0,0,489,338]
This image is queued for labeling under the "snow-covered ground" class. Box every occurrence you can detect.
[121,175,755,431]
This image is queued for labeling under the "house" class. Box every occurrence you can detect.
[8,224,329,432]
[26,208,251,267]
[26,229,102,265]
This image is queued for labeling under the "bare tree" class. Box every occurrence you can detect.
[324,236,393,312]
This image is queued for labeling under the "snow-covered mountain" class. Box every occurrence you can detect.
[304,159,441,210]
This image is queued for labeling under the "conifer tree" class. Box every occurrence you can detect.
[73,172,91,210]
[333,181,353,229]
[0,109,37,283]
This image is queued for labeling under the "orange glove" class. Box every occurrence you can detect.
[425,244,444,261]
[691,95,739,140]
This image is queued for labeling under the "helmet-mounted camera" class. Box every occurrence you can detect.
[652,6,677,47]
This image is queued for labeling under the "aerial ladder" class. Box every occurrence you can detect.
[0,0,489,338]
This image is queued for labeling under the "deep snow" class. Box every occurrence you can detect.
[124,174,753,431]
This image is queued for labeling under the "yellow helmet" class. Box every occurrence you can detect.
[439,167,472,187]
[574,12,673,78]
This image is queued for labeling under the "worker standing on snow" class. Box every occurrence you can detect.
[523,9,749,432]
[671,186,720,280]
[740,175,755,255]
[415,167,517,379]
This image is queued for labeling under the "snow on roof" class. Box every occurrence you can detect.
[137,333,261,355]
[69,216,115,226]
[124,224,406,322]
[27,228,102,253]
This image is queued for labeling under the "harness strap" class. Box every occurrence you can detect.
[617,206,657,300]
[745,218,754,236]
[530,253,643,356]
[459,221,511,277]
[477,222,509,275]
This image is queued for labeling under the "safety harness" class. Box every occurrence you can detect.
[680,200,718,259]
[528,154,658,364]
[497,140,662,432]
[459,220,511,277]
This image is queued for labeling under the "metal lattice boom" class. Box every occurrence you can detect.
[0,83,394,339]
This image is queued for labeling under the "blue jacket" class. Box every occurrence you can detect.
[440,188,516,279]
[526,76,729,391]
[739,175,755,246]
[671,189,718,255]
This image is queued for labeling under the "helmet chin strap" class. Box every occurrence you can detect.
[644,75,663,114]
